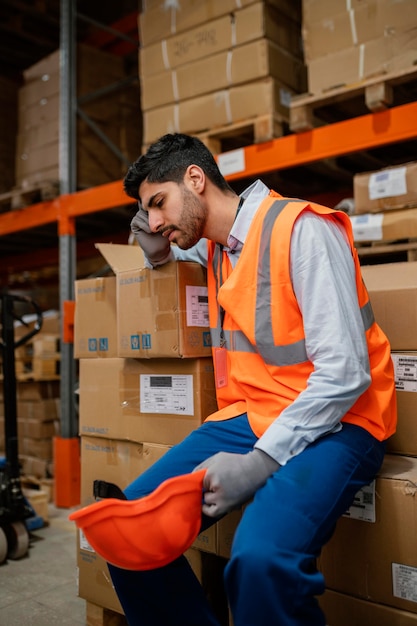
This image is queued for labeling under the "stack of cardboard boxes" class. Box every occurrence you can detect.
[351,162,417,247]
[0,76,18,194]
[74,243,221,614]
[138,0,306,146]
[302,0,417,95]
[16,44,141,191]
[0,314,60,483]
[0,379,59,480]
[316,247,417,620]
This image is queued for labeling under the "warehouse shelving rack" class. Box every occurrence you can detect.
[1,0,417,505]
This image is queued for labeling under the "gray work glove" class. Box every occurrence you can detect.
[194,449,279,517]
[130,206,172,266]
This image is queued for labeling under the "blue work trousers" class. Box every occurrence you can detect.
[108,414,385,626]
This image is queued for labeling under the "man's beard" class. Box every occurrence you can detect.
[173,186,207,249]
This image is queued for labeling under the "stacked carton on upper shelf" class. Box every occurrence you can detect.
[16,44,142,190]
[138,0,306,145]
[302,0,417,95]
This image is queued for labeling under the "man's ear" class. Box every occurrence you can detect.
[185,164,205,193]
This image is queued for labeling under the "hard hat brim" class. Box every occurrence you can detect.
[69,469,206,570]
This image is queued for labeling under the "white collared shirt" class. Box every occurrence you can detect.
[166,180,371,465]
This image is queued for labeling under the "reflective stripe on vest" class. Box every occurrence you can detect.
[210,199,375,366]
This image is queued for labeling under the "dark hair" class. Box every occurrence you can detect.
[123,133,232,200]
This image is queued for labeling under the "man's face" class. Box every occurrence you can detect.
[139,179,207,249]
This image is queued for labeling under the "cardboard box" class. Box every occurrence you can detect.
[361,261,417,351]
[217,508,243,559]
[319,589,417,626]
[77,436,169,613]
[302,0,414,62]
[77,531,123,615]
[192,524,218,554]
[140,2,302,78]
[15,381,59,401]
[302,0,365,24]
[387,352,417,456]
[18,419,57,439]
[17,398,59,421]
[143,77,294,144]
[351,206,417,243]
[74,276,117,358]
[139,0,302,47]
[141,38,306,111]
[307,31,417,94]
[0,76,18,193]
[319,454,417,614]
[96,244,211,359]
[17,45,141,189]
[80,436,170,504]
[78,357,218,445]
[354,162,417,214]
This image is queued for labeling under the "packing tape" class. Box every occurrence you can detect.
[349,9,358,46]
[171,70,179,102]
[161,39,171,70]
[358,43,365,80]
[226,50,233,85]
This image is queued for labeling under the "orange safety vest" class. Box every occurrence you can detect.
[205,192,397,442]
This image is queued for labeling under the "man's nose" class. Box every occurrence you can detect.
[148,210,163,233]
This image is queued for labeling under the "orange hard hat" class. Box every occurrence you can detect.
[69,469,206,570]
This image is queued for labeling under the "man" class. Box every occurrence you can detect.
[108,133,396,626]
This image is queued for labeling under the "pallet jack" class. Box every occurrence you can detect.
[0,293,43,564]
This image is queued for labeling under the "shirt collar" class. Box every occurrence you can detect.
[227,179,271,252]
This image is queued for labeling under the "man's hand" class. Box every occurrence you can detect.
[194,450,279,517]
[131,206,171,265]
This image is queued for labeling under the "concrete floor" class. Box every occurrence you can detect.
[0,504,87,625]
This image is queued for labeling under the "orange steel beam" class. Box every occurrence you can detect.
[0,101,416,237]
[61,178,133,218]
[0,199,60,236]
[225,100,417,181]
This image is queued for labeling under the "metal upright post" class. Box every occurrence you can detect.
[55,0,80,507]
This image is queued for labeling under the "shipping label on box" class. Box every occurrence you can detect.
[392,353,417,392]
[386,352,417,456]
[79,357,217,445]
[354,162,417,214]
[342,481,376,523]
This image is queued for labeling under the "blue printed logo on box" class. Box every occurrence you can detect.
[88,338,97,352]
[141,334,151,350]
[203,331,212,347]
[130,335,140,350]
[99,338,108,351]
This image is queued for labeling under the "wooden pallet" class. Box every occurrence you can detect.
[142,113,288,156]
[195,113,288,155]
[357,238,417,263]
[86,602,127,626]
[290,66,417,133]
[0,180,60,211]
[13,333,61,381]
